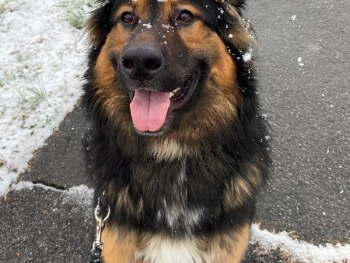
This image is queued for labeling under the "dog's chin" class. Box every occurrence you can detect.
[130,72,201,136]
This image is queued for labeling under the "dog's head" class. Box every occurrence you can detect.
[85,0,255,155]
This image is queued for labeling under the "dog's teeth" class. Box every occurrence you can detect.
[173,88,180,93]
[169,92,175,98]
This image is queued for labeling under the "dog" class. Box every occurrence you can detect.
[83,0,270,262]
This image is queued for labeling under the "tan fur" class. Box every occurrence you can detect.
[100,225,250,263]
[101,225,137,263]
[223,164,264,211]
[133,0,149,20]
[85,16,102,48]
[209,224,250,263]
[245,164,264,188]
[115,186,144,220]
[115,5,134,21]
[93,43,116,90]
[223,177,252,210]
[148,137,189,161]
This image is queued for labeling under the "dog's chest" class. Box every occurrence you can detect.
[155,162,205,233]
[136,235,210,263]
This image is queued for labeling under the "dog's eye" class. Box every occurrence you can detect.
[121,12,134,23]
[177,10,194,23]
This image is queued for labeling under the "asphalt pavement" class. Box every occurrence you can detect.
[248,0,350,245]
[1,0,349,262]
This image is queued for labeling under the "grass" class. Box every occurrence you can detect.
[46,115,52,124]
[59,0,97,29]
[17,81,47,109]
[58,0,95,9]
[86,0,95,7]
[4,68,38,83]
[4,71,17,81]
[0,105,6,117]
[0,78,5,87]
[17,52,30,62]
[0,20,11,33]
[0,0,24,16]
[0,158,6,168]
[65,9,86,29]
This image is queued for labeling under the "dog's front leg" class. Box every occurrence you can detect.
[100,225,137,263]
[209,224,250,263]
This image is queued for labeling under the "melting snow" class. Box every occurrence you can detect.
[251,224,350,263]
[243,52,252,62]
[298,57,304,66]
[143,23,152,29]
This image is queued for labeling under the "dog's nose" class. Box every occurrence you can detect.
[120,45,164,81]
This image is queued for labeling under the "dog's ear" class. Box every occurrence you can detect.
[224,0,246,10]
[84,1,114,48]
[217,1,255,54]
[217,0,246,15]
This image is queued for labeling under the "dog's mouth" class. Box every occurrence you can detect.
[129,72,200,134]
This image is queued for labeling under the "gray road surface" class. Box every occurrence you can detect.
[249,0,350,245]
[1,0,349,262]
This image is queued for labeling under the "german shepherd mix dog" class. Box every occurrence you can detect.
[83,0,270,262]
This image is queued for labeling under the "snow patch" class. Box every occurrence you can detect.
[10,181,94,221]
[251,224,350,263]
[298,57,304,66]
[11,181,63,193]
[0,0,92,196]
[11,181,94,197]
[243,52,252,62]
[143,23,152,28]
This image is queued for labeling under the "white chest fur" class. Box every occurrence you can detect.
[136,235,210,263]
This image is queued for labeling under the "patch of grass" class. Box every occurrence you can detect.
[4,71,17,81]
[65,9,86,29]
[0,158,7,168]
[86,0,96,7]
[58,51,64,60]
[35,62,43,70]
[0,20,11,33]
[17,71,37,82]
[0,0,25,14]
[58,0,96,9]
[45,115,52,124]
[17,81,47,109]
[0,105,6,117]
[0,0,10,14]
[0,78,5,87]
[17,52,30,62]
[4,69,38,83]
[59,0,97,29]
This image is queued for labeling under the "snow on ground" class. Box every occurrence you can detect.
[251,224,350,263]
[0,0,94,195]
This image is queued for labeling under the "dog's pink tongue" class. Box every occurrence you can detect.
[130,90,170,132]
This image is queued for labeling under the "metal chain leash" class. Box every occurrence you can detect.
[88,194,110,263]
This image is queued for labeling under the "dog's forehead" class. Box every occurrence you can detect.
[115,0,218,19]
